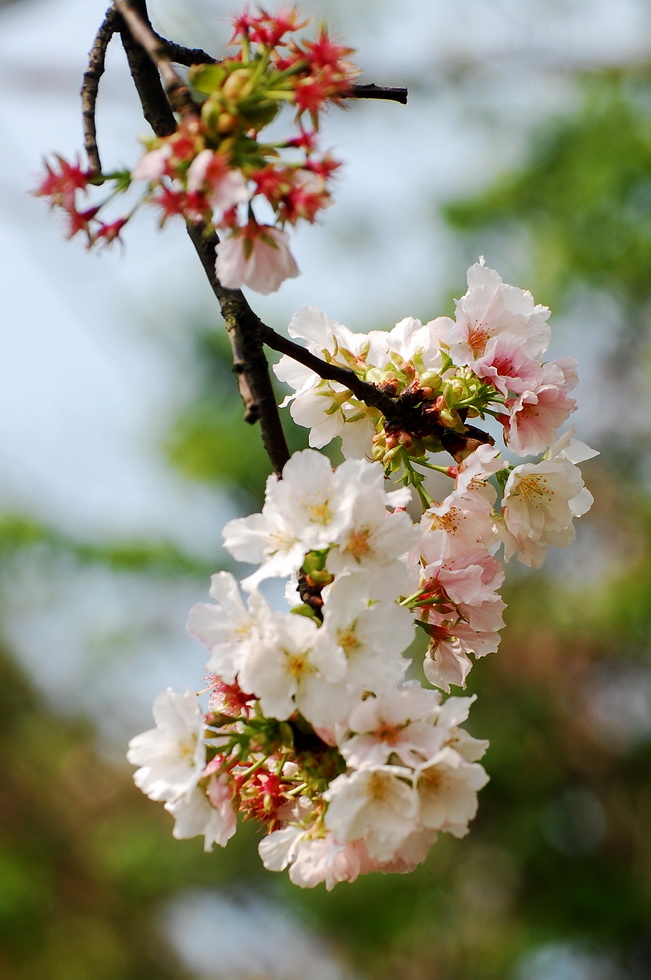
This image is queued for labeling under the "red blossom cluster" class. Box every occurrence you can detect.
[33,156,129,247]
[35,5,360,292]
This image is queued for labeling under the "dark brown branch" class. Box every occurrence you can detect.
[348,83,408,105]
[114,0,290,474]
[156,37,218,68]
[114,0,200,122]
[257,323,399,418]
[184,223,292,475]
[82,6,120,174]
[257,322,494,463]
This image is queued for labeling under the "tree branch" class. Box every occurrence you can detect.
[347,83,408,105]
[257,322,400,418]
[114,0,200,122]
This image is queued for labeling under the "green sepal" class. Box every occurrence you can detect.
[190,64,230,94]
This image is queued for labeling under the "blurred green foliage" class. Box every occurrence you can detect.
[444,70,651,311]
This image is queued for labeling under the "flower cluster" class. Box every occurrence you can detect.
[35,6,359,292]
[275,258,580,464]
[129,263,595,887]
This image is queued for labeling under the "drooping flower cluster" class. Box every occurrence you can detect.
[129,262,596,887]
[35,6,359,292]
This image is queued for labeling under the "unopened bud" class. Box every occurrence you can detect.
[222,68,254,102]
[439,409,460,428]
[419,370,442,391]
[217,111,239,135]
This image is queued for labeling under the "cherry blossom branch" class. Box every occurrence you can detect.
[257,323,398,416]
[257,323,493,459]
[115,0,290,472]
[99,1,415,471]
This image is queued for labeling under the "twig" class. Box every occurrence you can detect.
[156,37,218,68]
[348,83,408,104]
[257,323,399,418]
[82,6,120,174]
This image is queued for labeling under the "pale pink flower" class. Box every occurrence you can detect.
[500,455,594,567]
[216,225,299,293]
[187,571,269,682]
[287,835,375,890]
[339,684,444,768]
[504,382,577,456]
[131,144,171,181]
[324,764,419,861]
[377,828,438,873]
[444,258,551,363]
[423,621,502,691]
[415,746,489,837]
[419,484,498,559]
[165,775,237,851]
[186,149,250,214]
[237,610,347,727]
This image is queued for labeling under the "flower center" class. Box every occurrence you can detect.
[514,474,552,507]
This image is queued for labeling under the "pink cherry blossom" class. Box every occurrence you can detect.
[469,332,544,396]
[186,149,250,214]
[504,382,577,456]
[500,455,594,567]
[324,764,420,861]
[216,224,299,293]
[339,684,445,768]
[444,257,552,363]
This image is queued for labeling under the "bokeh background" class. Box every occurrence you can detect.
[2,0,651,977]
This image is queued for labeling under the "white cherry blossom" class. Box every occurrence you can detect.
[127,688,206,802]
[237,610,347,727]
[315,577,414,696]
[187,572,269,682]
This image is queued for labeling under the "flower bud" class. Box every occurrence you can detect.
[419,370,442,391]
[222,68,255,102]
